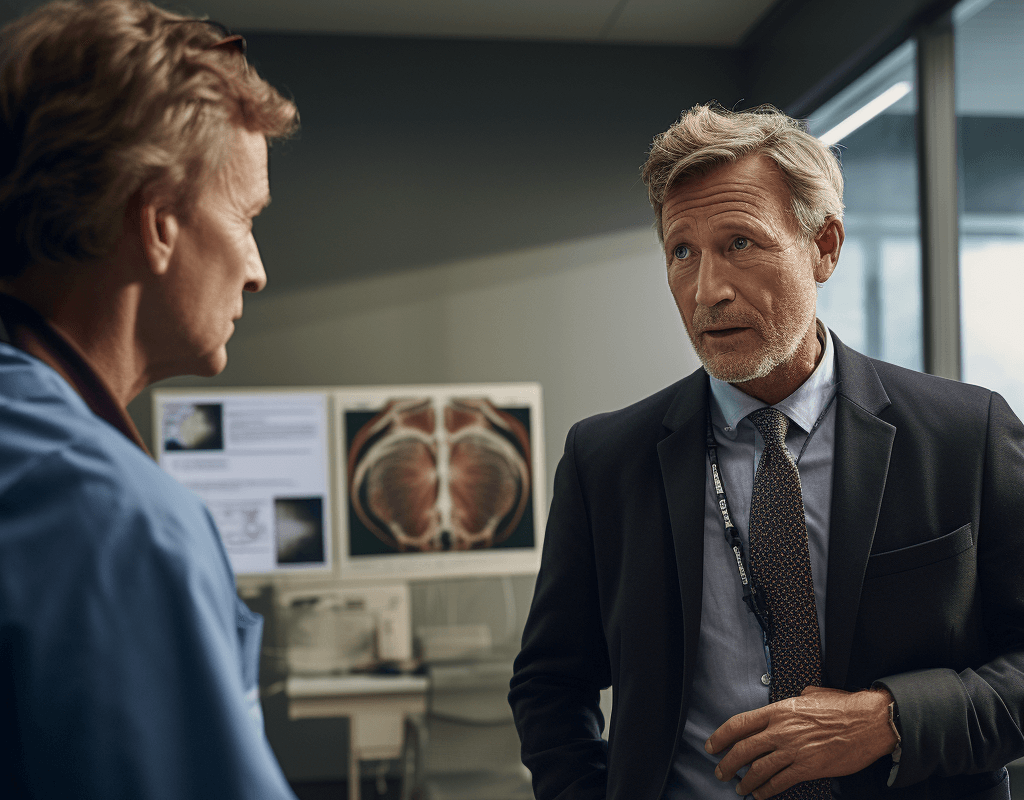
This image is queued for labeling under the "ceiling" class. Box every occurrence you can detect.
[167,0,778,46]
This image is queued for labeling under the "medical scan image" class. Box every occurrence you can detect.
[346,397,533,552]
[162,403,224,451]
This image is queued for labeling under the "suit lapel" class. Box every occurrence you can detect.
[657,369,709,728]
[823,335,896,688]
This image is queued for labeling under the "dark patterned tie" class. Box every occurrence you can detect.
[748,407,831,800]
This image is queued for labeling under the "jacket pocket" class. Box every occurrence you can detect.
[864,522,973,580]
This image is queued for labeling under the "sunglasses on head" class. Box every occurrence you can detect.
[165,18,246,55]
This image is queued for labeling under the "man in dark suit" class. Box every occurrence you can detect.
[509,103,1024,800]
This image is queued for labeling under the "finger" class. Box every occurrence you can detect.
[735,750,793,796]
[751,766,817,800]
[715,735,774,782]
[706,707,770,754]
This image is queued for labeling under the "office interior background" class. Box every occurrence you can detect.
[1,0,1020,796]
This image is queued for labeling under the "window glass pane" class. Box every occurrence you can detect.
[955,0,1024,417]
[806,43,924,371]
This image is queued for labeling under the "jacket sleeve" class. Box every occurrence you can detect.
[3,444,297,800]
[509,423,612,800]
[875,391,1024,787]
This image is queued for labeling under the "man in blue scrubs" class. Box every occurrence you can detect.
[0,1,300,796]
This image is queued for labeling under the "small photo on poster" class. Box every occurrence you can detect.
[275,496,325,565]
[162,403,224,451]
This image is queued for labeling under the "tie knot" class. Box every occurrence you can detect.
[749,407,790,446]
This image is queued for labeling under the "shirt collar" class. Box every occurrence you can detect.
[708,319,836,434]
[0,293,151,456]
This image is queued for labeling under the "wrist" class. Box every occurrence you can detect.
[870,688,899,754]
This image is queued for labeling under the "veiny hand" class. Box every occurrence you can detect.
[705,686,898,799]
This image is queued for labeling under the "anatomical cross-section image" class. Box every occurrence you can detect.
[345,394,536,555]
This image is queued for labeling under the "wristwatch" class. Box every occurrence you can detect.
[886,700,902,787]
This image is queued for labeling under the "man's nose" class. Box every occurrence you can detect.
[245,249,267,293]
[693,250,735,308]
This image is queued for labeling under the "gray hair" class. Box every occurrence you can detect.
[641,103,844,242]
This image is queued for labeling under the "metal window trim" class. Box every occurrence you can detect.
[916,13,962,380]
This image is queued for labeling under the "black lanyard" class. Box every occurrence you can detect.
[705,389,837,679]
[706,409,773,640]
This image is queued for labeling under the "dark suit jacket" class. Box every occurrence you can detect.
[509,335,1024,800]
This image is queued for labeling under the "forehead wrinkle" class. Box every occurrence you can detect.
[664,178,789,235]
[668,175,777,200]
[706,207,773,232]
[663,199,766,234]
[667,187,779,213]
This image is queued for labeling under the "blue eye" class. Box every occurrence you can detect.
[733,237,749,251]
[673,244,690,259]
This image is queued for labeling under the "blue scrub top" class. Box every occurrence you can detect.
[0,343,296,799]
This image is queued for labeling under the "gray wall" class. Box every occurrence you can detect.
[237,33,745,290]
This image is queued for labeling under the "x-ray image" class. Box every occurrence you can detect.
[341,388,541,562]
[275,496,325,564]
[162,403,223,451]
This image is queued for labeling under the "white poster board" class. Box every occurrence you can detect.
[154,390,332,576]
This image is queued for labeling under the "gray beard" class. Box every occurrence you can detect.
[686,317,807,385]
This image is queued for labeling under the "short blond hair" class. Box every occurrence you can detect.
[641,103,844,242]
[0,0,299,277]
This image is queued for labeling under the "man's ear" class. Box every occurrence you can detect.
[812,217,844,284]
[137,195,180,276]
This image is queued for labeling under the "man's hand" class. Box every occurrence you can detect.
[705,686,898,799]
